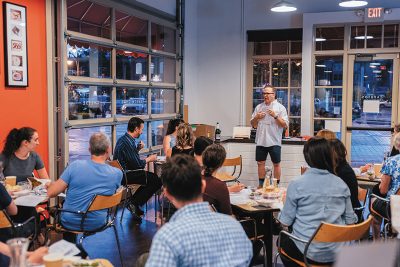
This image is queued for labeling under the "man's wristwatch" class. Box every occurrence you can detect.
[274,115,278,120]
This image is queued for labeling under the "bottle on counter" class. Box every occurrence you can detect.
[215,122,221,142]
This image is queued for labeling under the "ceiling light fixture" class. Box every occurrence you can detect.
[315,37,326,42]
[271,0,297,12]
[354,35,373,40]
[339,0,368,8]
[316,64,327,68]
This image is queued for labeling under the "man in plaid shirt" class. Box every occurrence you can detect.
[145,154,252,267]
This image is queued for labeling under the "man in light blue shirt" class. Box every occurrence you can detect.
[145,154,252,267]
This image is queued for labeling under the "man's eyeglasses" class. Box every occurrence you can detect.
[262,92,275,95]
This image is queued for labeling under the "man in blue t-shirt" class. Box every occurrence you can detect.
[47,132,122,232]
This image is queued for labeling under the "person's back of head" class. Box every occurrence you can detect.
[162,154,202,202]
[329,139,347,168]
[89,132,110,156]
[202,144,226,177]
[316,129,336,140]
[393,132,400,151]
[303,136,334,174]
[166,118,184,135]
[176,123,194,148]
[193,136,213,156]
[127,117,144,133]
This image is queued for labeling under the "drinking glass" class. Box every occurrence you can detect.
[17,181,32,191]
[7,238,29,267]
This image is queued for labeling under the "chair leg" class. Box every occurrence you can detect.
[113,224,124,267]
[120,199,127,223]
[274,252,280,267]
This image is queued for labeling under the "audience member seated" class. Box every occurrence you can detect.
[169,123,194,157]
[202,144,232,215]
[143,154,252,267]
[278,137,357,267]
[389,123,400,157]
[193,136,244,193]
[113,117,162,220]
[1,127,49,183]
[370,132,400,239]
[0,241,48,266]
[0,183,18,243]
[46,132,122,233]
[163,118,184,156]
[330,139,363,222]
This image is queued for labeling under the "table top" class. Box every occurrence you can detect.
[356,174,381,183]
[230,188,283,214]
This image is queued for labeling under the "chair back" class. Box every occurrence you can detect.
[107,160,123,171]
[88,189,123,211]
[0,210,12,228]
[312,216,372,243]
[217,156,242,182]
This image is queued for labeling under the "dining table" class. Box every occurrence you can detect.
[230,188,284,267]
[356,174,380,189]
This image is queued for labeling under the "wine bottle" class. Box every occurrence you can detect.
[215,122,221,142]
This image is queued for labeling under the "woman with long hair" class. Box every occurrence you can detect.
[169,123,194,157]
[2,127,49,183]
[163,118,184,156]
[202,144,232,215]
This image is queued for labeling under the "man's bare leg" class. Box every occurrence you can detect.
[257,160,266,187]
[273,162,281,182]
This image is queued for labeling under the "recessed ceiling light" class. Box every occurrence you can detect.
[339,0,368,8]
[354,35,373,40]
[315,37,326,42]
[271,0,297,12]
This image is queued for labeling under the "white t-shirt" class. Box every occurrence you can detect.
[251,100,289,147]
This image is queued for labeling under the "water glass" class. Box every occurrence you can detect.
[7,238,29,267]
[17,181,32,191]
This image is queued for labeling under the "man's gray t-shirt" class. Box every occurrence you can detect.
[2,152,44,183]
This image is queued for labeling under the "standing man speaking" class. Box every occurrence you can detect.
[250,85,288,187]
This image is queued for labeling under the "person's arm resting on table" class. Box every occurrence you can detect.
[46,179,68,198]
[278,183,297,227]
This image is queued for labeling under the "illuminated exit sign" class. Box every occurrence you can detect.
[364,7,385,22]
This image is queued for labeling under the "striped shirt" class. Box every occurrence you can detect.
[113,133,146,170]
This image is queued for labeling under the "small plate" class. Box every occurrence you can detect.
[255,198,278,207]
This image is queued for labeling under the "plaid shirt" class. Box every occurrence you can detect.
[145,202,252,267]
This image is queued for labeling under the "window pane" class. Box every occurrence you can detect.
[253,59,270,87]
[254,42,270,55]
[272,60,288,87]
[313,120,341,139]
[252,88,264,110]
[366,25,382,48]
[116,50,148,81]
[116,124,147,149]
[350,26,365,49]
[289,118,301,137]
[315,56,343,86]
[69,126,112,163]
[383,24,399,48]
[68,85,111,120]
[290,88,301,116]
[67,40,111,78]
[276,89,288,110]
[116,88,148,117]
[290,59,302,87]
[151,23,176,53]
[290,41,302,54]
[151,56,175,83]
[67,0,111,39]
[151,120,169,147]
[271,41,288,55]
[314,88,342,118]
[315,27,344,51]
[151,89,176,114]
[115,10,147,47]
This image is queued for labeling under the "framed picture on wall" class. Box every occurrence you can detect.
[3,2,28,87]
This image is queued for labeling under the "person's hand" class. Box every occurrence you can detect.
[267,109,276,118]
[137,141,145,151]
[360,163,372,173]
[27,246,48,264]
[257,112,266,119]
[300,166,308,175]
[44,182,51,189]
[147,154,157,163]
[228,183,245,193]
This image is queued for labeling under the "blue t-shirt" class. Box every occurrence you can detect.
[60,160,122,231]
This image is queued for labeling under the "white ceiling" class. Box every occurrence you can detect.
[266,0,400,13]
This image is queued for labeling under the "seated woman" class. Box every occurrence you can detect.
[163,119,184,156]
[2,127,49,183]
[169,123,194,157]
[370,132,400,240]
[330,139,363,222]
[279,137,357,266]
[202,144,232,215]
[389,123,400,157]
[0,183,18,242]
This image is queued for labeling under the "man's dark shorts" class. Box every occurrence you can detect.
[256,145,281,164]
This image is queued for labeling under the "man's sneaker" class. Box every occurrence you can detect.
[134,205,144,216]
[127,204,142,222]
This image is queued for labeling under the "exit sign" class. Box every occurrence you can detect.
[364,7,385,22]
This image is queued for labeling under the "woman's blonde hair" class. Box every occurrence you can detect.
[393,132,400,151]
[316,129,336,140]
[176,123,194,149]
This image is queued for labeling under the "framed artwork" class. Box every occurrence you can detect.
[3,2,28,87]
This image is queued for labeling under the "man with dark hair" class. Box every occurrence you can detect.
[113,117,162,219]
[145,154,252,266]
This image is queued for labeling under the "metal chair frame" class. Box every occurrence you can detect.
[217,155,243,183]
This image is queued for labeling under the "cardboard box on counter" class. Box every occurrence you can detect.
[191,124,215,138]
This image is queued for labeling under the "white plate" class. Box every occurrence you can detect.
[255,198,278,207]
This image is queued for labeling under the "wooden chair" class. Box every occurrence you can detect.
[0,210,37,242]
[239,217,267,267]
[274,216,373,267]
[215,156,242,183]
[50,189,124,266]
[106,160,143,222]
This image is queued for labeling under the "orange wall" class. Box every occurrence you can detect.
[0,0,48,170]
